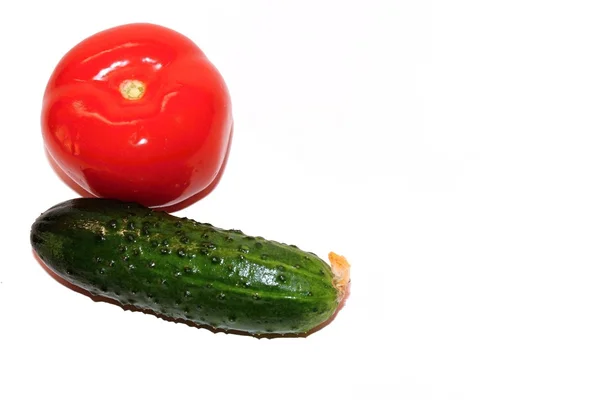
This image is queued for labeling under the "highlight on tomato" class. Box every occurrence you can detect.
[41,23,233,209]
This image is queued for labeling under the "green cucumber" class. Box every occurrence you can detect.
[30,198,350,336]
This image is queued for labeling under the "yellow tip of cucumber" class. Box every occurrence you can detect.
[328,252,350,302]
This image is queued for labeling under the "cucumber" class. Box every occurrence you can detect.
[30,198,350,336]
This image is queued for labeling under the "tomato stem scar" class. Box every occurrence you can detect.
[119,80,146,100]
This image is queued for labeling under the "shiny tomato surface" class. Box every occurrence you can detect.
[41,23,233,208]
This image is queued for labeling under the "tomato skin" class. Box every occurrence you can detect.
[41,23,233,208]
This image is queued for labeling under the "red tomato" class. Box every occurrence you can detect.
[41,23,233,208]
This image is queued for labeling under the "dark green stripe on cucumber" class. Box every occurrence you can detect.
[30,198,350,336]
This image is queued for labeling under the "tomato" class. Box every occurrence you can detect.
[41,23,233,209]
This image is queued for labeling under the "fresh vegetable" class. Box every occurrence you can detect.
[30,198,350,336]
[41,23,233,209]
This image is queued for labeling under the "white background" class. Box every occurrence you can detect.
[1,1,599,399]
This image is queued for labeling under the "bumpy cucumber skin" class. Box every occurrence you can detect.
[31,198,339,335]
